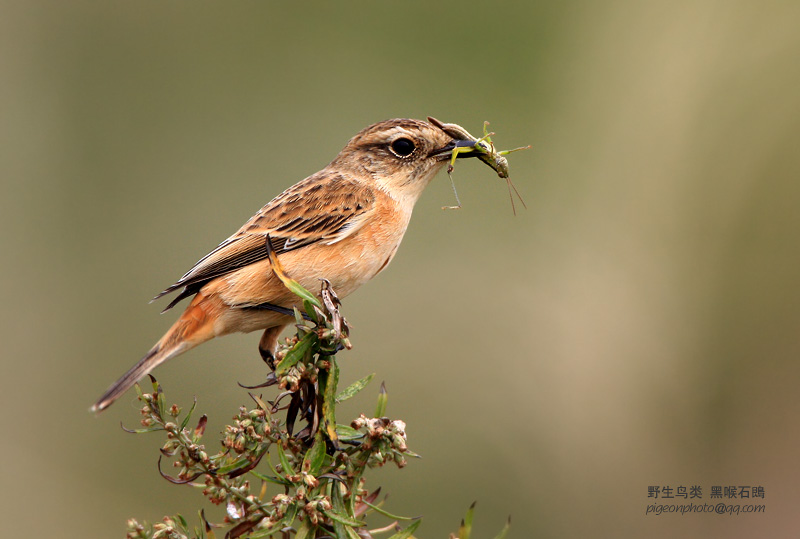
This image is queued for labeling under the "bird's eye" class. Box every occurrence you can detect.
[390,138,416,157]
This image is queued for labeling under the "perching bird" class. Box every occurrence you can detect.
[91,117,492,412]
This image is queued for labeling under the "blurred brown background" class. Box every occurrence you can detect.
[2,1,799,537]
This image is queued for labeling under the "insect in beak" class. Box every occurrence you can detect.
[428,117,530,214]
[430,139,482,160]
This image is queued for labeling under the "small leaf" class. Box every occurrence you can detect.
[329,483,349,539]
[353,488,382,518]
[330,481,352,539]
[261,452,293,485]
[293,306,305,327]
[199,509,215,538]
[303,299,320,323]
[362,499,417,521]
[120,424,164,434]
[150,375,167,414]
[283,501,299,529]
[275,332,316,376]
[249,470,291,486]
[302,431,327,476]
[179,397,198,431]
[375,381,388,418]
[265,234,322,309]
[461,501,476,539]
[226,447,267,479]
[276,442,296,477]
[336,373,375,403]
[293,519,313,539]
[322,509,365,527]
[331,480,347,512]
[335,424,363,441]
[386,518,422,539]
[227,518,258,538]
[331,520,348,539]
[492,516,511,539]
[248,393,271,418]
[214,455,254,476]
[322,358,340,445]
[194,414,207,439]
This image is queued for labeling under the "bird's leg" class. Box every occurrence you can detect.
[258,324,288,370]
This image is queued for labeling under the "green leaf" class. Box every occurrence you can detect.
[286,279,322,310]
[275,332,316,376]
[293,306,305,327]
[121,425,165,434]
[386,518,422,539]
[276,442,296,477]
[175,514,188,528]
[245,524,279,539]
[147,374,160,395]
[375,382,388,418]
[336,373,375,403]
[155,390,167,416]
[330,510,348,538]
[329,480,350,538]
[198,509,215,539]
[302,431,327,476]
[283,502,299,529]
[249,470,291,486]
[492,516,511,539]
[322,509,365,527]
[335,425,363,441]
[179,397,198,431]
[331,480,347,511]
[460,501,476,539]
[294,519,313,539]
[303,299,320,323]
[347,466,366,516]
[265,234,322,310]
[262,454,293,485]
[362,499,417,521]
[247,503,296,538]
[249,393,271,415]
[281,273,320,309]
[320,358,339,444]
[215,453,259,475]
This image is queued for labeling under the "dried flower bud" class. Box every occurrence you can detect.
[302,472,319,488]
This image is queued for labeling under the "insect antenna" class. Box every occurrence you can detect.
[505,177,527,216]
[497,145,531,215]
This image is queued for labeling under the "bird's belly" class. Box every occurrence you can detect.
[215,226,406,314]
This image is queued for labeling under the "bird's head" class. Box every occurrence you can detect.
[328,117,485,204]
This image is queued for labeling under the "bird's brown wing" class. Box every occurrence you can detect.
[154,172,376,311]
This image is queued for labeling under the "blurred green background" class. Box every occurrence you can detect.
[2,1,799,537]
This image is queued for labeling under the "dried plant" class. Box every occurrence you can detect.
[123,252,508,538]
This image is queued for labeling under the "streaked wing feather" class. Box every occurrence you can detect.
[153,173,375,308]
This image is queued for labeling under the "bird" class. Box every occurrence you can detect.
[91,117,491,412]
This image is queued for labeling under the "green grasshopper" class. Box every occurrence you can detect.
[446,120,530,179]
[429,117,530,213]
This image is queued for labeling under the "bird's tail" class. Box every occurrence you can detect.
[91,294,218,412]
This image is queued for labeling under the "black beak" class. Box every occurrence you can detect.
[430,139,481,160]
[428,116,487,164]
